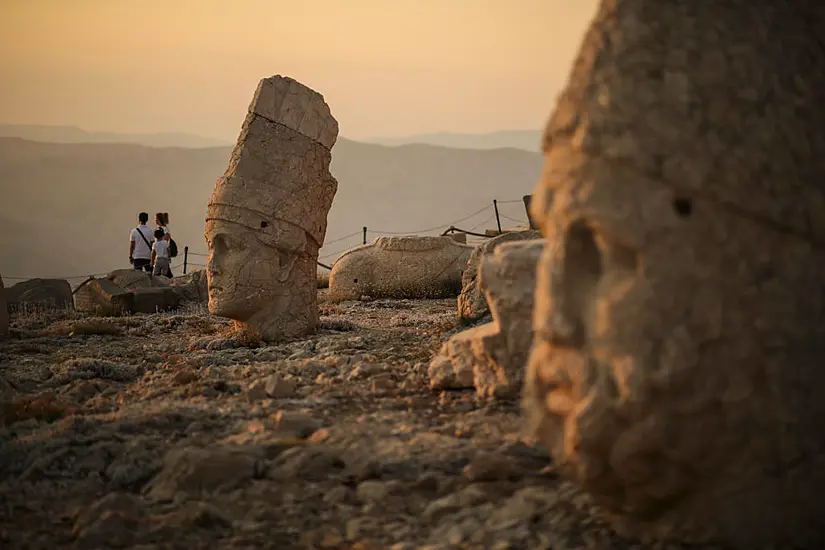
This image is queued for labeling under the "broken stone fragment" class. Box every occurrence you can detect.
[457,230,541,322]
[5,277,74,313]
[205,75,339,341]
[264,374,296,398]
[73,278,134,316]
[429,240,544,398]
[145,447,258,501]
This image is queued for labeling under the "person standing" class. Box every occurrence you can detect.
[151,229,172,278]
[155,212,175,277]
[129,212,155,272]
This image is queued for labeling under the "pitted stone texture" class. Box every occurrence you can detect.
[74,279,134,316]
[430,241,544,398]
[524,1,825,547]
[132,287,181,314]
[250,75,338,150]
[170,270,208,303]
[5,278,73,312]
[206,75,338,342]
[458,231,541,322]
[328,236,473,302]
[106,269,170,291]
[0,274,8,339]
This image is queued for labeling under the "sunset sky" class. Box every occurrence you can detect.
[0,0,599,141]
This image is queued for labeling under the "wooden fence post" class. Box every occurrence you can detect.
[363,226,367,244]
[183,246,189,274]
[493,200,502,234]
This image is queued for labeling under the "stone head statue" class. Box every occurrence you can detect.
[524,1,825,547]
[205,75,338,340]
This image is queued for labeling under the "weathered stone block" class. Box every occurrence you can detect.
[329,236,473,302]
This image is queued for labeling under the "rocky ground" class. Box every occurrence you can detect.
[0,293,722,550]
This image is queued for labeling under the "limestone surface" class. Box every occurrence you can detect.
[170,270,208,303]
[328,236,473,302]
[0,274,8,339]
[430,240,544,398]
[5,278,73,312]
[106,269,170,291]
[73,279,135,316]
[457,231,541,322]
[205,75,339,341]
[523,1,825,547]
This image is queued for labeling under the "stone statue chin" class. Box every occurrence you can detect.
[205,218,318,340]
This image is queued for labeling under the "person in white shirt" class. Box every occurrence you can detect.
[129,212,155,272]
[151,229,172,278]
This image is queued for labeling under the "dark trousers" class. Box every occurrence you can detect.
[133,258,151,272]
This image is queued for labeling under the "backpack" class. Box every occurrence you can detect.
[169,238,178,258]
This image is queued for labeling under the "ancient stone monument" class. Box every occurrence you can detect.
[205,75,338,340]
[328,236,473,302]
[457,230,541,322]
[522,1,825,547]
[5,278,73,313]
[430,240,544,398]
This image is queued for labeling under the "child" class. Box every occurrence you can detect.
[151,229,172,278]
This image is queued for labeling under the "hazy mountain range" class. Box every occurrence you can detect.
[365,130,542,152]
[0,124,232,149]
[0,126,541,281]
[0,124,543,152]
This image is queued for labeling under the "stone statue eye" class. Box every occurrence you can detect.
[672,197,693,218]
[260,221,268,228]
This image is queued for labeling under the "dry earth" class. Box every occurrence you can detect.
[0,293,724,550]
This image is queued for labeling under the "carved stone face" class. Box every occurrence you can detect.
[205,219,307,321]
[526,143,825,545]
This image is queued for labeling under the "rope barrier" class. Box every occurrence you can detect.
[499,213,528,224]
[367,204,491,235]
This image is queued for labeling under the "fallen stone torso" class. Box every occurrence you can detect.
[328,236,474,302]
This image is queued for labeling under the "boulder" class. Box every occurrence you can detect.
[5,278,73,313]
[328,236,474,302]
[170,270,208,303]
[73,279,134,316]
[132,287,181,314]
[106,269,169,291]
[0,274,8,339]
[429,240,544,398]
[523,1,825,547]
[205,75,339,341]
[457,230,541,322]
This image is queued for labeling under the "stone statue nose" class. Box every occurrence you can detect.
[539,220,603,349]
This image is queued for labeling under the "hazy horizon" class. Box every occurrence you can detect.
[0,0,599,141]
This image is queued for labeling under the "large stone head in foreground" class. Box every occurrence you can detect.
[524,1,825,547]
[206,76,338,340]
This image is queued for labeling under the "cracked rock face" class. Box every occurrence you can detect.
[457,231,541,323]
[328,236,474,302]
[430,240,544,399]
[205,75,339,341]
[523,1,825,548]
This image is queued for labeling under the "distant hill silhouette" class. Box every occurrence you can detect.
[0,124,231,149]
[0,137,541,280]
[365,130,542,152]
